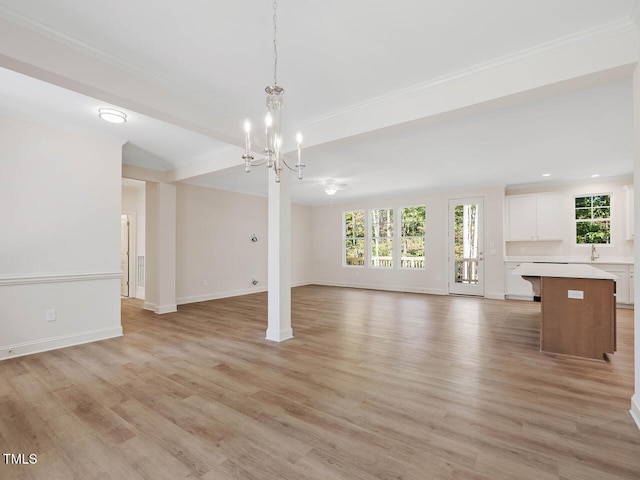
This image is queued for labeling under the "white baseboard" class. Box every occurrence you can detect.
[174,282,314,306]
[143,301,156,312]
[486,292,506,300]
[156,304,177,314]
[176,286,268,305]
[0,326,123,361]
[311,280,448,296]
[631,395,640,430]
[143,301,177,314]
[265,327,294,342]
[505,294,534,301]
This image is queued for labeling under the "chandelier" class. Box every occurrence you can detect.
[242,0,304,183]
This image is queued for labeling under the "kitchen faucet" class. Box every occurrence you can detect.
[590,244,599,261]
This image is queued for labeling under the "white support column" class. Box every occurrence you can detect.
[144,181,177,314]
[266,170,293,342]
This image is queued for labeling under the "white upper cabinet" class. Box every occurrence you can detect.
[506,195,537,241]
[506,193,564,241]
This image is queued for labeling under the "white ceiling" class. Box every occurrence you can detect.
[0,0,637,204]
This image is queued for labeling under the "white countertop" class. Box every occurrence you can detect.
[512,262,618,280]
[505,256,633,265]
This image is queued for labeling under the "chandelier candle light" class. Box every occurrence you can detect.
[242,0,304,183]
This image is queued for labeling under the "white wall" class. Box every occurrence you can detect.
[175,184,314,305]
[292,203,314,286]
[0,114,123,359]
[310,187,506,299]
[505,178,634,261]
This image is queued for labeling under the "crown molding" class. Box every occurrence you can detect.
[298,18,640,131]
[1,4,638,141]
[0,4,240,119]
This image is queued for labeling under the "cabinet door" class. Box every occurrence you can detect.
[536,194,564,240]
[505,264,534,300]
[598,265,629,304]
[507,196,537,241]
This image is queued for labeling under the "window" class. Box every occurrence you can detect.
[344,211,365,266]
[575,194,611,244]
[400,206,425,269]
[454,203,479,284]
[371,209,393,267]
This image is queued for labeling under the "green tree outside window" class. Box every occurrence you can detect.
[575,195,610,244]
[371,209,393,267]
[344,211,365,266]
[401,206,426,269]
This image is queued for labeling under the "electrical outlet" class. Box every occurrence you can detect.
[202,280,208,287]
[46,309,56,322]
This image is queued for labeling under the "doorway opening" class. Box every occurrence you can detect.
[121,214,130,297]
[449,197,484,296]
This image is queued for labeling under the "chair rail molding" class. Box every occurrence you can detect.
[0,271,122,286]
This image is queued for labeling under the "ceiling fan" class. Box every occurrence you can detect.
[319,179,347,196]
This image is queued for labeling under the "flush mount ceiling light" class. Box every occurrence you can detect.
[242,0,304,183]
[98,108,127,124]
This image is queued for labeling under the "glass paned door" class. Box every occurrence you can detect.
[449,197,484,296]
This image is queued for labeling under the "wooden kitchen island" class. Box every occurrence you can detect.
[512,263,617,360]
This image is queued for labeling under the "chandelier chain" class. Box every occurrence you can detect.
[272,0,278,86]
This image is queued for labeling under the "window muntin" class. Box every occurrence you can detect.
[344,211,365,266]
[371,209,393,268]
[400,206,425,269]
[575,194,611,244]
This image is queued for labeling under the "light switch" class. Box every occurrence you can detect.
[567,290,584,300]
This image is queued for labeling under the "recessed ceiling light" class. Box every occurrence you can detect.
[542,173,551,177]
[98,108,127,124]
[590,174,600,178]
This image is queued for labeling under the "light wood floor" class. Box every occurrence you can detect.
[1,285,639,479]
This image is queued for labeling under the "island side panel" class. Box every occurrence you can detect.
[540,277,616,359]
